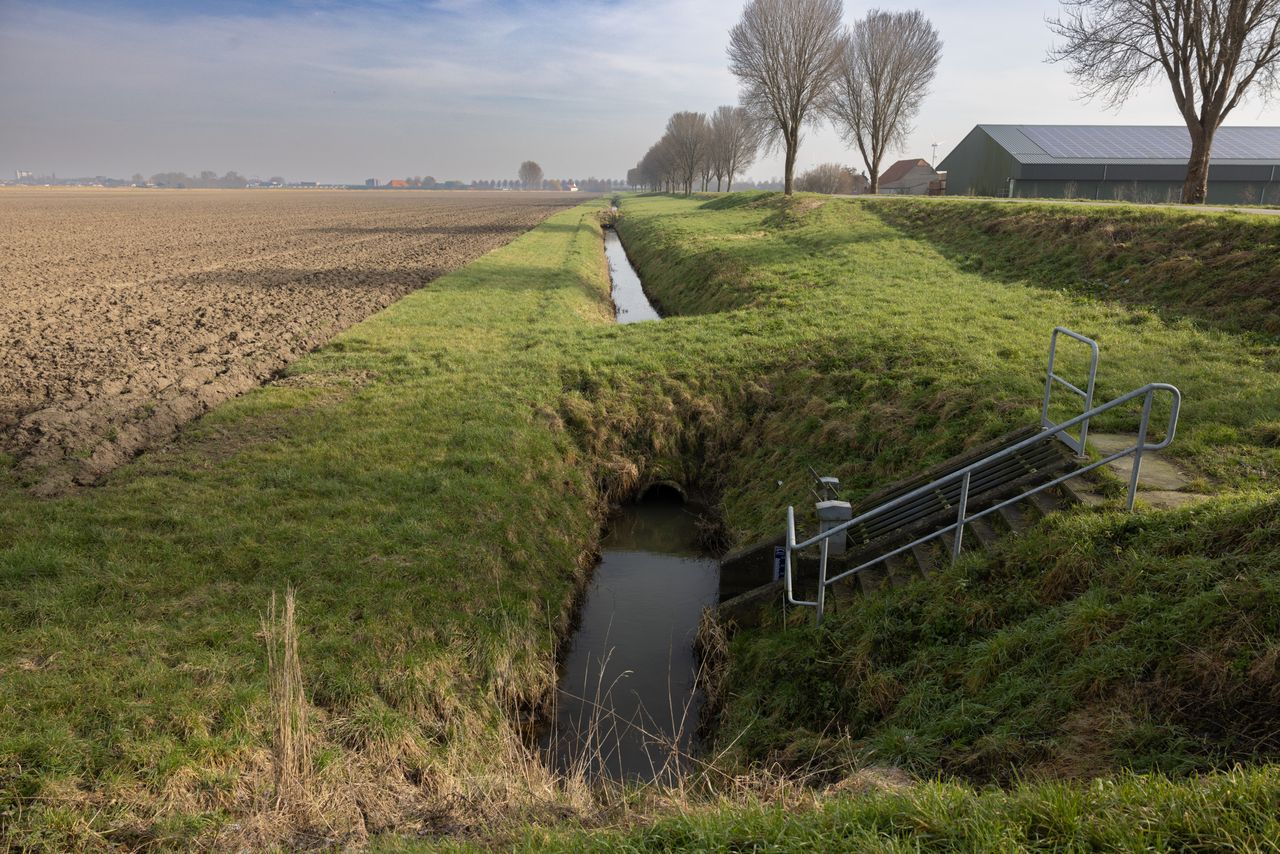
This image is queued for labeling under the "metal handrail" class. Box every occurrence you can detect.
[785,381,1181,623]
[1042,327,1099,454]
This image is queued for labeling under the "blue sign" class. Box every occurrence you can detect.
[773,546,785,581]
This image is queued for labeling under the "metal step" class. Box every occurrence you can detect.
[857,564,888,595]
[969,516,1001,550]
[844,440,1070,548]
[1027,489,1061,519]
[939,529,957,557]
[721,430,1084,626]
[911,542,939,576]
[884,552,918,587]
[997,501,1033,534]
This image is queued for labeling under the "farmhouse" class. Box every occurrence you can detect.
[878,158,942,195]
[940,124,1280,204]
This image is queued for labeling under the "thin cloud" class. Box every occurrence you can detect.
[2,0,1273,183]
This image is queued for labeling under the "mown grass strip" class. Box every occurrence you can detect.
[0,201,615,847]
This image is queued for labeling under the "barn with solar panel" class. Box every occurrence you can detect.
[938,125,1280,204]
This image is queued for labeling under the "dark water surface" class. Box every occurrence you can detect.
[545,494,718,781]
[605,228,661,324]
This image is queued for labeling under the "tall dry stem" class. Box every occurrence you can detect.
[264,586,311,805]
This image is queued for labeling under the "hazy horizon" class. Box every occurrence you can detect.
[4,0,1279,185]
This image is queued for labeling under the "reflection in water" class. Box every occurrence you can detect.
[605,229,661,324]
[546,493,717,781]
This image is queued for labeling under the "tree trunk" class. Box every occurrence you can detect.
[868,167,880,195]
[783,134,798,195]
[1182,127,1214,204]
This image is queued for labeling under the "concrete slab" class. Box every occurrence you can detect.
[1060,478,1108,507]
[1137,490,1211,510]
[1088,433,1191,491]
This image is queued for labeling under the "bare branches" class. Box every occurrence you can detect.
[826,9,941,194]
[634,136,679,192]
[728,0,845,194]
[518,160,543,190]
[664,112,710,195]
[1049,0,1280,201]
[710,105,761,192]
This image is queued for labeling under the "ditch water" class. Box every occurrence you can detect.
[604,227,661,324]
[538,233,771,781]
[544,490,718,781]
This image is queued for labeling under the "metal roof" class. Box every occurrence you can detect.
[977,124,1280,165]
[880,158,933,185]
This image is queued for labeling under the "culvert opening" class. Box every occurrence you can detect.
[541,487,721,782]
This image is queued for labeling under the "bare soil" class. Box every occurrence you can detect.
[0,188,583,493]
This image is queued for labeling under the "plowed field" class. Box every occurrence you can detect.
[0,188,584,493]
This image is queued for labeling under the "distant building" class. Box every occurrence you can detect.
[878,158,941,195]
[939,125,1280,204]
[387,179,408,188]
[365,178,379,188]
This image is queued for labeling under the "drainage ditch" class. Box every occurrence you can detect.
[604,226,660,324]
[542,487,717,780]
[538,229,763,780]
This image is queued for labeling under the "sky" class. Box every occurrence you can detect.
[2,0,1279,185]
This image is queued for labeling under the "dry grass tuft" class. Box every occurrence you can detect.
[264,586,311,807]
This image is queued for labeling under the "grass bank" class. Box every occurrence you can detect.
[871,197,1280,337]
[613,192,1280,538]
[0,202,620,849]
[593,191,1280,829]
[5,189,1280,850]
[396,766,1280,852]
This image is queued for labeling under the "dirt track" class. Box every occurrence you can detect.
[0,188,584,493]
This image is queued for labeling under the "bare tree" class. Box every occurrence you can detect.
[635,136,678,192]
[710,105,761,191]
[699,119,717,192]
[518,160,543,190]
[1050,0,1280,204]
[826,10,942,195]
[728,0,845,195]
[665,111,710,195]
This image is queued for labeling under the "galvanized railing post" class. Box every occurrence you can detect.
[1127,389,1154,511]
[951,470,970,563]
[1043,327,1100,456]
[816,538,829,625]
[782,380,1181,618]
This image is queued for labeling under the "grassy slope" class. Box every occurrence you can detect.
[6,190,1280,849]
[596,193,1280,846]
[0,203,617,848]
[871,198,1280,337]
[611,193,1280,767]
[614,192,1280,539]
[720,494,1280,778]
[446,767,1280,852]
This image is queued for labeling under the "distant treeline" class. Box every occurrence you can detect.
[7,171,651,191]
[381,176,628,191]
[143,171,260,188]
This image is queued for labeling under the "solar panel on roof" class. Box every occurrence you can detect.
[1017,125,1280,161]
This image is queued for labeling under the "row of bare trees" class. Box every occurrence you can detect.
[724,0,1280,203]
[727,0,941,195]
[628,106,762,194]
